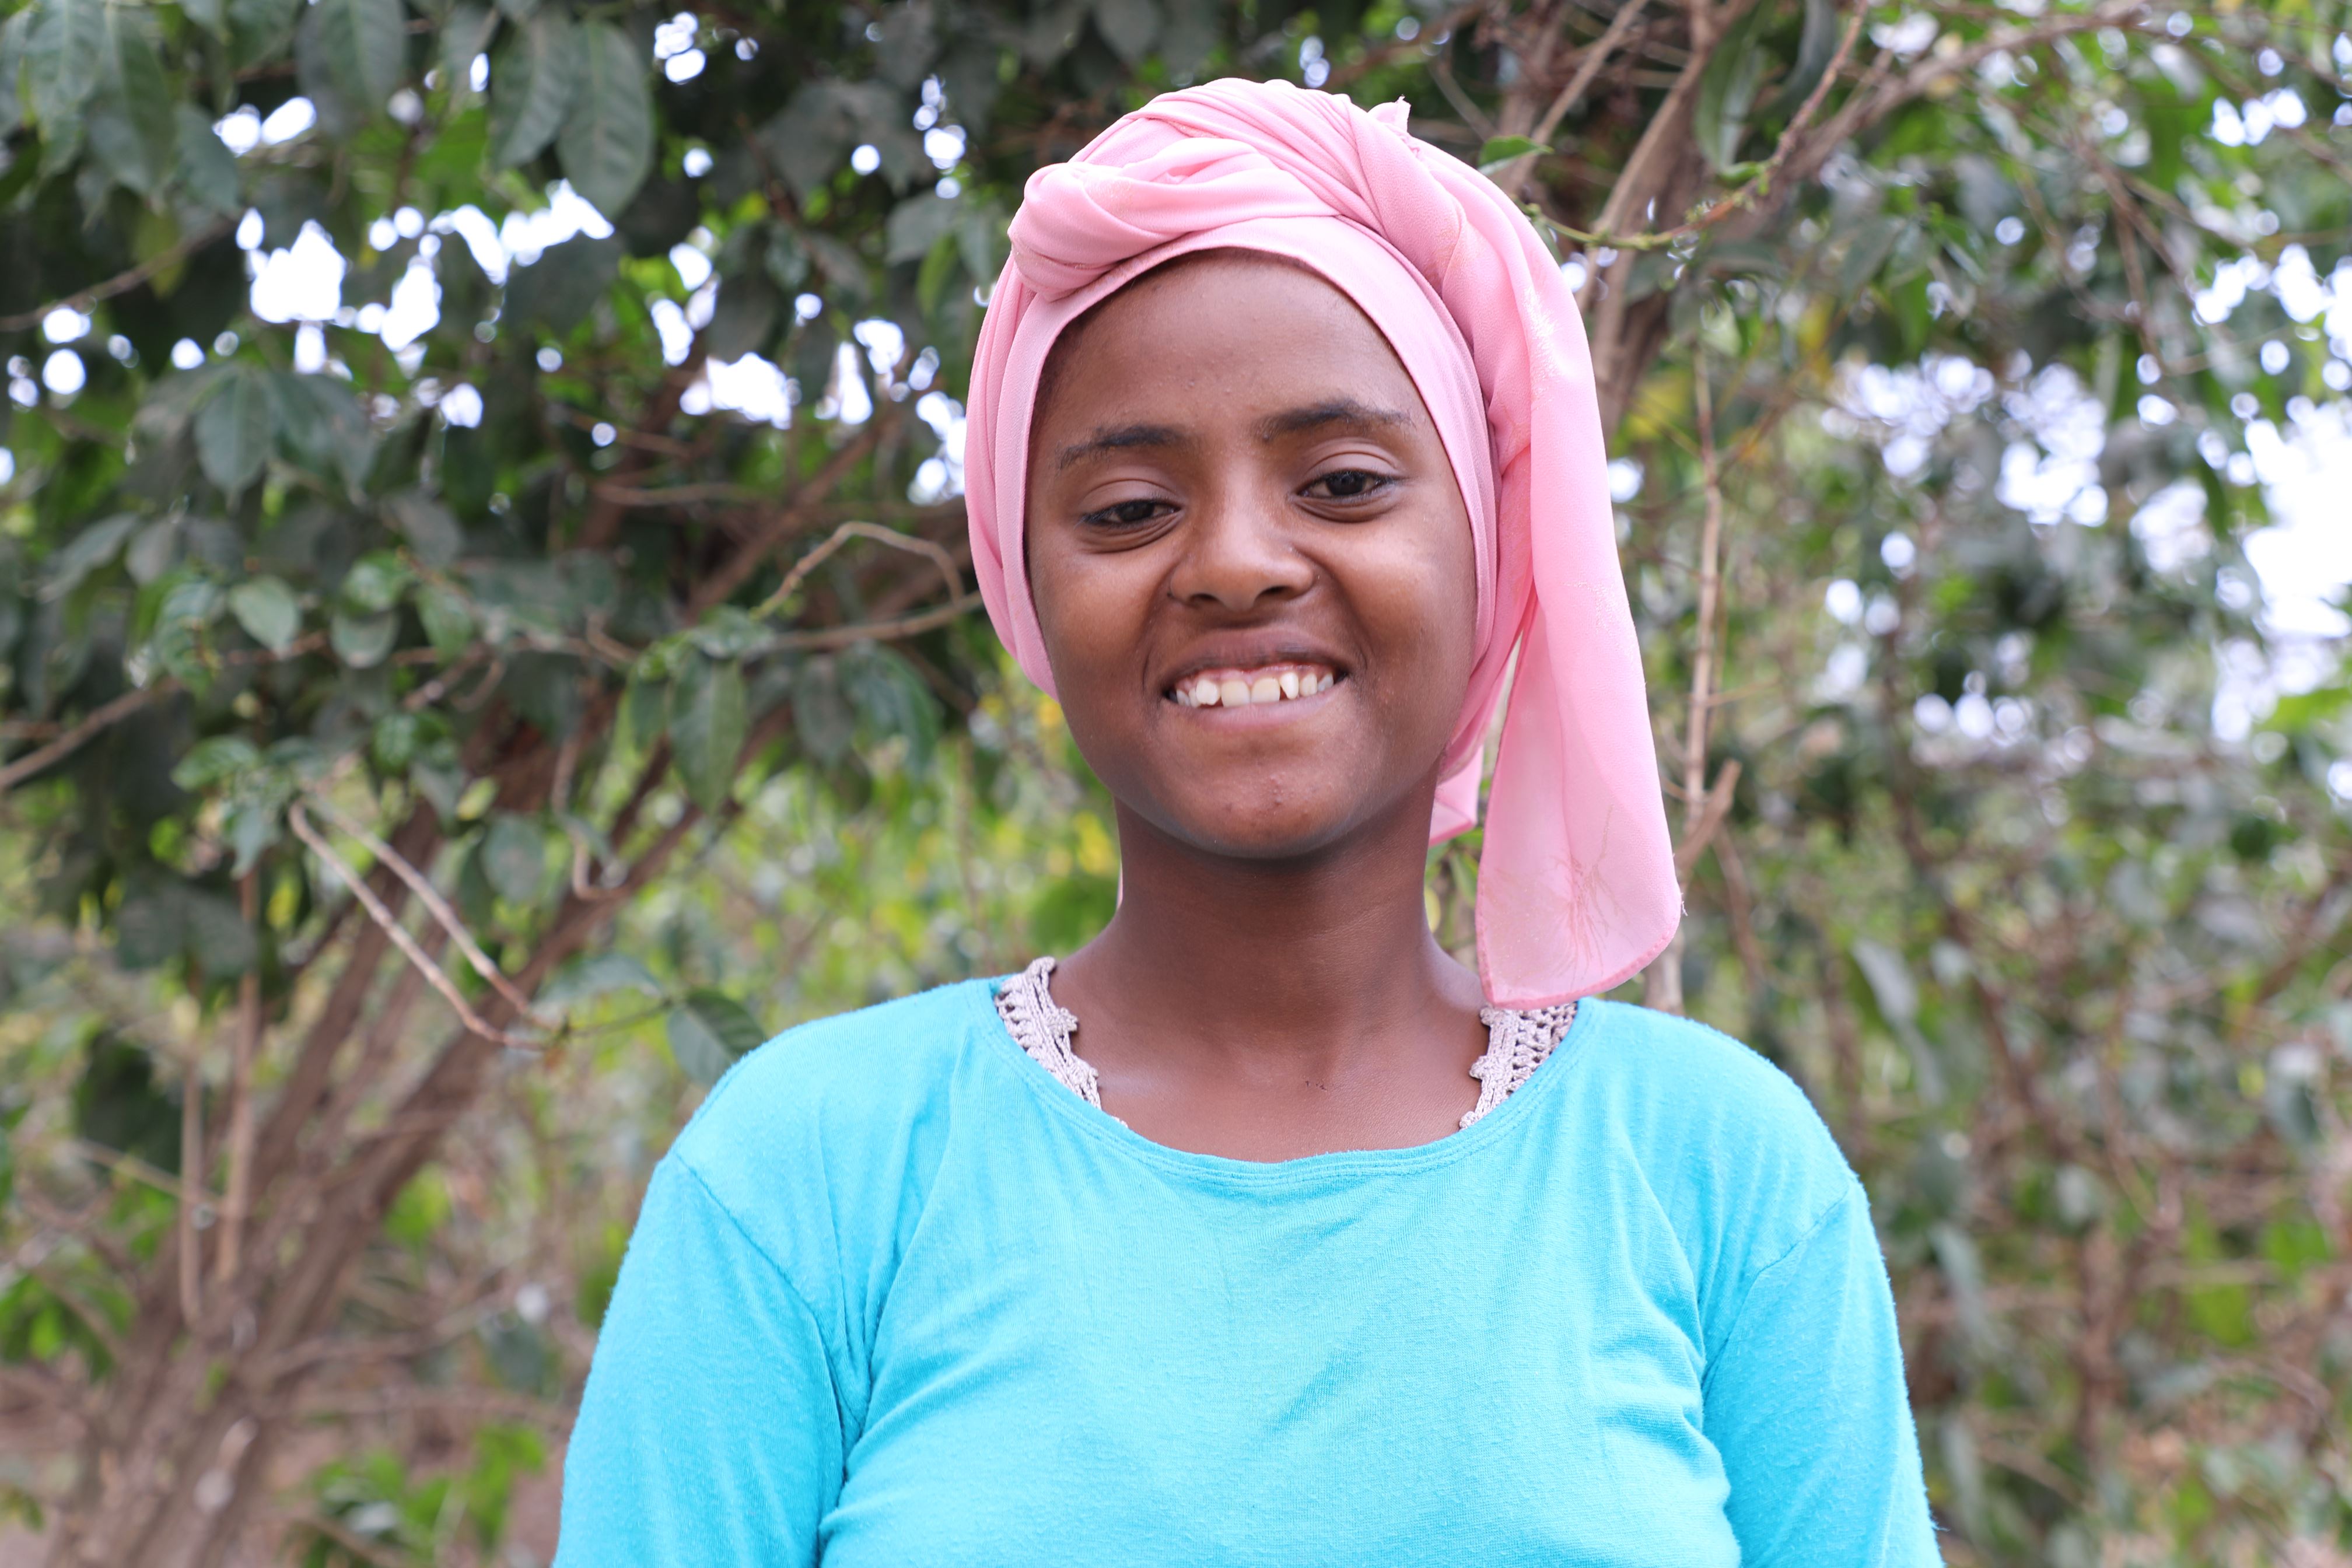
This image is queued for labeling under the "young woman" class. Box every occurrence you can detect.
[557,79,1941,1564]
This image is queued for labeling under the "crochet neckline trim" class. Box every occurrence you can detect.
[992,957,1576,1131]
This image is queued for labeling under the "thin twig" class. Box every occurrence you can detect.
[751,520,966,620]
[1674,758,1743,883]
[0,220,238,332]
[763,593,981,653]
[1554,0,1867,250]
[1502,0,1654,195]
[300,794,555,1027]
[0,685,173,794]
[68,1138,191,1202]
[286,804,542,1051]
[687,401,901,617]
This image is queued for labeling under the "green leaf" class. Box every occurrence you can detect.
[173,106,242,218]
[620,673,667,751]
[418,583,477,655]
[370,709,421,771]
[228,576,302,652]
[1693,4,1770,173]
[0,11,33,136]
[1091,0,1159,64]
[341,552,414,613]
[25,0,106,132]
[1477,134,1549,173]
[556,21,653,218]
[504,235,621,334]
[85,3,176,196]
[916,232,958,316]
[481,813,545,905]
[1836,215,1907,298]
[172,734,261,789]
[668,653,746,814]
[440,2,495,103]
[225,0,296,66]
[384,492,464,568]
[487,8,580,169]
[886,192,963,265]
[685,607,766,660]
[762,226,810,292]
[956,202,1006,292]
[329,610,398,668]
[303,0,405,119]
[542,951,663,1007]
[271,373,376,496]
[195,370,275,496]
[844,646,939,771]
[42,513,141,599]
[704,274,779,362]
[665,988,765,1084]
[1765,0,1841,117]
[793,656,853,764]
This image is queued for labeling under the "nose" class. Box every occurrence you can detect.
[1167,484,1313,614]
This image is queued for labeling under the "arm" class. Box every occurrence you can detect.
[1702,1185,1945,1566]
[556,1158,844,1566]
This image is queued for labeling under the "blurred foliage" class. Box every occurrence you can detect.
[0,0,2348,1557]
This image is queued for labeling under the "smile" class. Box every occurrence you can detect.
[1167,663,1338,709]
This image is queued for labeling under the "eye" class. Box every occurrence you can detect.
[1303,468,1393,502]
[1080,497,1175,529]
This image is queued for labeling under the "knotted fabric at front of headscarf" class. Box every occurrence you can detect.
[963,77,1678,1008]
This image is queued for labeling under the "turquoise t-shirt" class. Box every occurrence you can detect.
[556,981,1942,1566]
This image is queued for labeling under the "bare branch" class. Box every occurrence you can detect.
[688,405,901,617]
[0,221,238,333]
[285,804,542,1055]
[300,793,554,1028]
[766,594,983,653]
[751,520,968,621]
[1500,0,1654,197]
[0,685,174,794]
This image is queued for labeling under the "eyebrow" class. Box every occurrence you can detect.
[1055,423,1185,471]
[1253,399,1415,441]
[1054,400,1415,472]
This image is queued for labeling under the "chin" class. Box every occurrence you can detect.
[1160,789,1365,862]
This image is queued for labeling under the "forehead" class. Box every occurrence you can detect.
[1030,251,1424,438]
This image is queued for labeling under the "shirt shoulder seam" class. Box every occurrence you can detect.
[667,1152,838,1352]
[1701,1176,1867,1391]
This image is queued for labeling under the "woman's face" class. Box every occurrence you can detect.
[1026,252,1478,862]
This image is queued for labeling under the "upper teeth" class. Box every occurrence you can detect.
[1173,666,1336,708]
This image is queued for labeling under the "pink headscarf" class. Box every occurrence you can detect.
[964,77,1678,1007]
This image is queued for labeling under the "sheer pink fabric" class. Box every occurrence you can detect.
[963,78,1678,1006]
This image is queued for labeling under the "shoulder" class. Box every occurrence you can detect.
[663,978,1014,1272]
[1560,1000,1861,1277]
[1569,1000,1843,1168]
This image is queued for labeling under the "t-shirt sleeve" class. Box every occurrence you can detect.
[555,1157,842,1566]
[1701,1183,1944,1566]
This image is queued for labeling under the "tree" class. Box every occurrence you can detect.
[0,0,2346,1558]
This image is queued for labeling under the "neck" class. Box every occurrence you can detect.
[1055,776,1481,1081]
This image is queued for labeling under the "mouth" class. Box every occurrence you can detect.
[1165,661,1340,710]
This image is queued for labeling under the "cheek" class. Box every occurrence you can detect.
[1371,520,1478,677]
[1028,543,1156,716]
